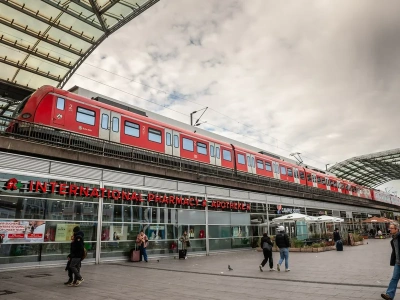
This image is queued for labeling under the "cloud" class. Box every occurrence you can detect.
[65,0,400,190]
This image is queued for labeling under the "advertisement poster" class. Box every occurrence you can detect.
[149,225,165,240]
[0,220,46,243]
[55,223,79,242]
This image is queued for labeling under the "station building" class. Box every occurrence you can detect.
[0,151,382,269]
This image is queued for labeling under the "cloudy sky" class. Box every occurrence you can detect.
[65,0,400,192]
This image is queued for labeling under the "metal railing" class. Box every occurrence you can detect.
[0,116,390,209]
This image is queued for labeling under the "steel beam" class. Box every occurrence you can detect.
[0,0,95,45]
[40,0,104,31]
[0,18,84,57]
[88,0,110,33]
[0,37,72,69]
[1,57,61,82]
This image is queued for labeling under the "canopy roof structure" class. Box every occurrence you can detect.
[329,148,400,188]
[0,0,159,92]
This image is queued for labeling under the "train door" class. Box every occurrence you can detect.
[337,182,343,193]
[214,143,221,166]
[311,174,317,188]
[293,168,300,184]
[272,161,280,179]
[99,109,120,143]
[209,142,221,166]
[246,154,256,174]
[172,131,180,157]
[53,97,65,126]
[326,178,331,191]
[165,128,173,156]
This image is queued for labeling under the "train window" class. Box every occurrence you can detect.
[307,173,312,181]
[197,142,207,155]
[257,160,264,170]
[210,145,215,157]
[237,154,245,165]
[166,132,172,146]
[174,135,179,148]
[57,97,65,110]
[183,138,194,151]
[148,128,162,143]
[280,166,287,175]
[299,171,305,179]
[101,114,109,129]
[265,162,272,171]
[287,168,293,177]
[112,117,119,132]
[222,149,232,161]
[321,178,326,185]
[76,107,95,126]
[125,121,140,137]
[252,157,255,168]
[216,147,220,159]
[317,176,322,183]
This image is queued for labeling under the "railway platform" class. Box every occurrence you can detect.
[0,238,393,300]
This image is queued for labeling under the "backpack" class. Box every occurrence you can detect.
[81,248,87,261]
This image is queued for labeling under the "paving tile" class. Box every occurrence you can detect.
[0,239,397,299]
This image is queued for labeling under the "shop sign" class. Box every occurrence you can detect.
[277,205,300,214]
[3,178,250,211]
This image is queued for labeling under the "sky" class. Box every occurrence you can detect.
[64,0,400,193]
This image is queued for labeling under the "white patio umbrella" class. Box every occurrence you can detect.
[271,213,310,223]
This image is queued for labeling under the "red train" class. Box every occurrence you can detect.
[9,85,400,207]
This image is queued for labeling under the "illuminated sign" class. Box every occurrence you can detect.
[3,179,251,211]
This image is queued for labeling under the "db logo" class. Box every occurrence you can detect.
[4,178,18,190]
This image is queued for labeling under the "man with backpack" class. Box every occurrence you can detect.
[259,232,275,271]
[65,226,86,286]
[275,226,291,272]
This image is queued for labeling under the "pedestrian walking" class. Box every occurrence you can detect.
[381,223,400,300]
[65,226,85,286]
[275,226,290,272]
[136,230,149,262]
[67,233,85,286]
[259,232,275,272]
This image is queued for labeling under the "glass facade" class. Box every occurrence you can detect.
[0,171,383,269]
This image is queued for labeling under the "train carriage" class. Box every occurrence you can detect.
[8,85,398,207]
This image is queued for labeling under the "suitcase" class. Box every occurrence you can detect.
[130,245,141,262]
[336,240,343,251]
[179,249,186,259]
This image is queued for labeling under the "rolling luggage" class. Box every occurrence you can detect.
[178,242,187,259]
[179,249,186,259]
[336,240,343,251]
[130,245,141,262]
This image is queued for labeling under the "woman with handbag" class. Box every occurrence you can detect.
[179,231,190,259]
[259,232,275,272]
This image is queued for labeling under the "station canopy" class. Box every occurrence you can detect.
[0,0,159,92]
[329,148,400,188]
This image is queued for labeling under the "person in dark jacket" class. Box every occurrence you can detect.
[275,226,290,272]
[333,228,341,244]
[259,233,275,272]
[65,227,85,285]
[381,223,400,300]
[67,233,85,286]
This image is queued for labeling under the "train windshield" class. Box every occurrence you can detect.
[11,95,30,118]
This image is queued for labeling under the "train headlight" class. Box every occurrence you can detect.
[22,113,31,119]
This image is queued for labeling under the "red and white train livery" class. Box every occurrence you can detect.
[9,85,400,207]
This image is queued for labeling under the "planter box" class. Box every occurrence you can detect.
[290,248,301,252]
[301,247,313,252]
[312,247,324,252]
[354,241,364,246]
